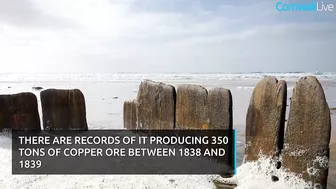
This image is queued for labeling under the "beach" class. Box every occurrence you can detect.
[0,72,335,189]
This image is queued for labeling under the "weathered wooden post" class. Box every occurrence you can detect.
[207,88,233,130]
[0,92,41,131]
[136,80,176,130]
[40,89,88,130]
[245,77,287,162]
[215,77,287,189]
[0,95,12,130]
[175,84,208,129]
[282,76,331,188]
[123,99,138,129]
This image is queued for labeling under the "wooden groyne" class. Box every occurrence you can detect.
[0,92,40,131]
[207,88,232,130]
[0,89,88,131]
[123,100,137,130]
[41,89,88,130]
[245,77,287,162]
[124,76,332,188]
[243,76,330,188]
[0,75,331,187]
[282,76,331,188]
[124,80,233,130]
[136,80,176,130]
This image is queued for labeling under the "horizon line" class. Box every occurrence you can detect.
[0,71,334,74]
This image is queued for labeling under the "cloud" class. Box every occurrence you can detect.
[0,0,335,73]
[0,0,75,28]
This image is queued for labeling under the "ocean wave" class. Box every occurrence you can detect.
[0,72,335,83]
[236,86,255,90]
[236,86,294,90]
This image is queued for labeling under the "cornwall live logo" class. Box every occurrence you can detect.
[276,1,334,12]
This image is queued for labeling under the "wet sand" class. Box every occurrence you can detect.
[328,109,336,188]
[331,134,336,161]
[329,134,336,188]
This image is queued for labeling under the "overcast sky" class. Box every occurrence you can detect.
[0,0,335,73]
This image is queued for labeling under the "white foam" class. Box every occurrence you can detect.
[237,86,255,90]
[215,155,312,189]
[0,72,335,84]
[307,156,329,178]
[289,148,308,157]
[312,156,329,169]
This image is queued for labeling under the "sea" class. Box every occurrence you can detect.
[0,72,335,189]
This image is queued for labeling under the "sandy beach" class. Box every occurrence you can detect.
[330,134,336,189]
[331,134,336,160]
[0,73,335,188]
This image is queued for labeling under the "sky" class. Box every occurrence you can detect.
[0,0,335,73]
